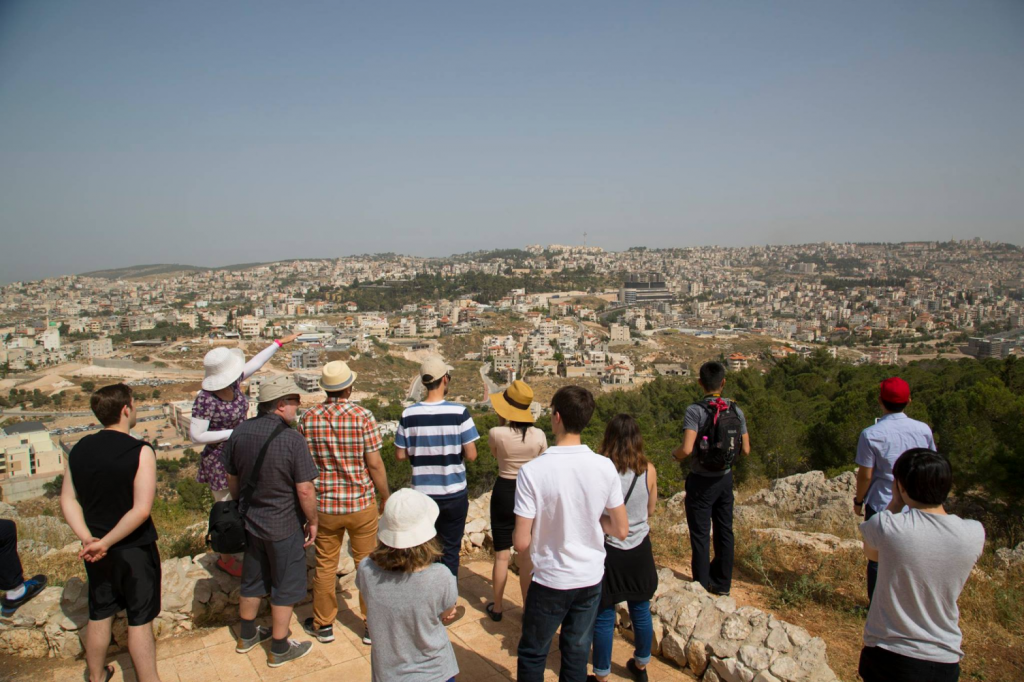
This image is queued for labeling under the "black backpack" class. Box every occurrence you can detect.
[206,422,287,554]
[695,398,743,471]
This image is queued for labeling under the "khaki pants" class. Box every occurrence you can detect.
[312,505,378,627]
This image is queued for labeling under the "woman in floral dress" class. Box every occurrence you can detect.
[190,334,298,575]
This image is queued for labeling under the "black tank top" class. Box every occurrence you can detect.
[68,430,158,549]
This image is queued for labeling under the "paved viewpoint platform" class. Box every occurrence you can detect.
[36,560,693,682]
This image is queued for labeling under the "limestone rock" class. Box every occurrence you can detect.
[0,502,18,518]
[685,637,708,676]
[996,541,1024,569]
[667,522,690,537]
[751,529,860,555]
[660,629,688,668]
[666,491,686,514]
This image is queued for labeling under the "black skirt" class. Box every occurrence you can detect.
[490,477,518,552]
[599,533,658,611]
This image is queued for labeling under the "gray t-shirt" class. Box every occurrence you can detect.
[356,557,459,682]
[861,509,985,663]
[683,397,748,476]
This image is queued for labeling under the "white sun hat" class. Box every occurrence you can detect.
[202,347,245,392]
[378,488,440,549]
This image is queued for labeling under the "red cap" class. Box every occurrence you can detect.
[880,377,910,403]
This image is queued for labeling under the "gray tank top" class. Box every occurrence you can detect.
[606,468,649,550]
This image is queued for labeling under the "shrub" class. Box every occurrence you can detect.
[176,478,212,512]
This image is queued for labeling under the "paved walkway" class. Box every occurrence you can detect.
[41,560,694,682]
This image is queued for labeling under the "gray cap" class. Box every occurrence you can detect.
[257,375,301,403]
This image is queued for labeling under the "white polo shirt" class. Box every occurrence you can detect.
[513,444,624,590]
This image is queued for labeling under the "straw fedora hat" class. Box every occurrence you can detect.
[378,488,440,549]
[489,379,536,423]
[319,361,357,392]
[202,347,245,392]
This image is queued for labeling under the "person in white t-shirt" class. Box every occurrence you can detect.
[513,386,628,682]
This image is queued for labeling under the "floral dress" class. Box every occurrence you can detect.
[192,379,248,491]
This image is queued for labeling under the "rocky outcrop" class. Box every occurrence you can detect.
[996,541,1024,569]
[620,568,836,681]
[460,491,493,552]
[752,529,861,555]
[738,471,857,534]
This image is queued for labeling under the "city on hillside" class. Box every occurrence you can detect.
[1,238,1022,500]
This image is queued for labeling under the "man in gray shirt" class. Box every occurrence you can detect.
[224,376,319,669]
[672,361,750,597]
[860,448,984,682]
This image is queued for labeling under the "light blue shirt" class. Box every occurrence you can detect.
[855,413,935,510]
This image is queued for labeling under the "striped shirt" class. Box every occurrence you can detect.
[395,401,480,499]
[298,397,384,515]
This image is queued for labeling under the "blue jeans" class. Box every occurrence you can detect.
[432,493,469,577]
[518,580,602,682]
[591,600,653,677]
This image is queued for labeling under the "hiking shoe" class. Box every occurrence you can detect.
[361,624,372,645]
[268,639,313,668]
[627,659,649,682]
[302,617,335,643]
[235,625,272,653]
[1,575,47,616]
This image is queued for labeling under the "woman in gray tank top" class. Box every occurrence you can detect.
[588,414,659,682]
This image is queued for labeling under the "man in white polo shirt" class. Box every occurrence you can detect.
[513,385,628,682]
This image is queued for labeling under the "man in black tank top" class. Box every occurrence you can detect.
[61,384,163,682]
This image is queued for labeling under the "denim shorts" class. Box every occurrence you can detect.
[241,530,308,606]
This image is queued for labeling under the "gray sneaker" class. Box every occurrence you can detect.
[268,639,313,668]
[235,625,272,654]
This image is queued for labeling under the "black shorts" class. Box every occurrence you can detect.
[490,477,517,552]
[241,530,308,606]
[84,542,162,626]
[859,646,960,682]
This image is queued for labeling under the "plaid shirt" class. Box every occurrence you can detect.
[299,397,384,515]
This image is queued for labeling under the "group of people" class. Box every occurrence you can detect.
[0,338,986,682]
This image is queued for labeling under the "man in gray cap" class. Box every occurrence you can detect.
[224,376,319,668]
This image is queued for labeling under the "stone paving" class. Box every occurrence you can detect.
[39,560,694,682]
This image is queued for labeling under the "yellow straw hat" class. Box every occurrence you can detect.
[489,380,535,423]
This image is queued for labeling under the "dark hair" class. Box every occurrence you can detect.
[699,361,727,392]
[423,375,446,392]
[508,420,531,442]
[893,448,952,506]
[326,388,352,400]
[599,414,648,475]
[257,398,283,414]
[550,385,595,434]
[90,383,133,426]
[881,399,908,413]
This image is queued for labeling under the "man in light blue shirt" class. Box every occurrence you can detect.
[853,377,935,601]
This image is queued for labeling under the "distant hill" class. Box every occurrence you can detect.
[79,262,271,280]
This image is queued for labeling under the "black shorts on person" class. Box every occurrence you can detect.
[84,542,162,626]
[859,645,960,682]
[489,477,517,552]
[241,530,308,606]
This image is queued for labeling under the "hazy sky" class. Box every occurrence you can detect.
[1,1,1022,283]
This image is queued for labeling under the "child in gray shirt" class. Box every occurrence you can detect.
[356,489,459,682]
[859,448,984,682]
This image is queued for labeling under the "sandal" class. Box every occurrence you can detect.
[485,602,503,622]
[86,665,115,682]
[216,555,243,577]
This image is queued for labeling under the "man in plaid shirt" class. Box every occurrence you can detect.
[298,361,390,645]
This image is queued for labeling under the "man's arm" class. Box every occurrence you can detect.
[855,466,873,513]
[395,447,407,461]
[462,441,478,463]
[296,481,318,548]
[227,474,240,500]
[741,433,751,456]
[513,514,534,554]
[672,430,698,461]
[601,504,629,541]
[364,449,390,508]
[80,446,157,562]
[59,463,96,545]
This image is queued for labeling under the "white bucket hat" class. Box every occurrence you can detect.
[202,347,245,391]
[319,361,357,392]
[378,489,440,549]
[257,376,302,403]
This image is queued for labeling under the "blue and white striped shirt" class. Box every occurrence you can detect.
[395,401,480,499]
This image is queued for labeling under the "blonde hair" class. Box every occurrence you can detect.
[370,537,443,573]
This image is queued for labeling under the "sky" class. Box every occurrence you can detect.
[1,1,1022,283]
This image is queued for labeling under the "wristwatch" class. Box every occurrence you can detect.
[853,496,864,507]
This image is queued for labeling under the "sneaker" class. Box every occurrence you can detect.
[627,659,649,682]
[361,624,372,645]
[235,625,272,653]
[302,617,335,643]
[1,575,47,617]
[268,639,313,668]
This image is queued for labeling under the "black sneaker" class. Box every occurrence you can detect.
[268,639,313,668]
[302,617,335,643]
[627,658,649,682]
[235,625,272,653]
[1,575,47,617]
[361,624,372,645]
